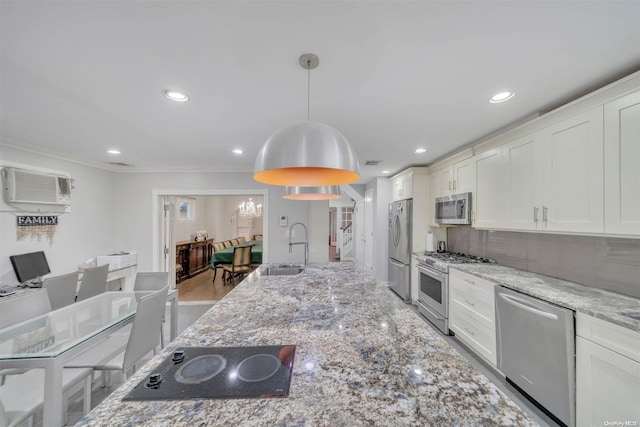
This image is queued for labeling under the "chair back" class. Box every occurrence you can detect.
[0,291,52,329]
[123,286,169,372]
[134,272,169,291]
[231,239,239,246]
[43,271,79,310]
[237,236,246,243]
[213,242,224,252]
[252,234,263,241]
[222,240,232,248]
[232,245,252,270]
[76,264,109,302]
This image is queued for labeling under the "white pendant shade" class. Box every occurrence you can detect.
[253,121,360,186]
[283,185,341,200]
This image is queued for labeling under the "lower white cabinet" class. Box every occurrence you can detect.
[576,313,640,426]
[448,269,497,366]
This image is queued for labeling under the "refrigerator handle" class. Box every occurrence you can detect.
[390,258,405,268]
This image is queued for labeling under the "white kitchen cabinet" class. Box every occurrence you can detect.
[448,269,498,366]
[431,155,474,199]
[410,254,419,303]
[390,169,414,201]
[472,146,505,228]
[604,90,640,236]
[540,107,604,233]
[503,132,544,230]
[431,165,453,199]
[576,313,640,426]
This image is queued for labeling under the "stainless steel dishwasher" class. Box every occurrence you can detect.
[495,286,575,427]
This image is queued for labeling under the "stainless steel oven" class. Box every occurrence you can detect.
[416,263,448,334]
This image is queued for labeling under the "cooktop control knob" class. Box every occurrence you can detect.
[172,350,186,363]
[146,373,163,388]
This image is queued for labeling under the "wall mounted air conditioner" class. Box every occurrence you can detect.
[1,167,72,212]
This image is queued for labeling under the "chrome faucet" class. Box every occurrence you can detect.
[288,222,308,266]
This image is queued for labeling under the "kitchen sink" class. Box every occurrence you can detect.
[260,265,305,276]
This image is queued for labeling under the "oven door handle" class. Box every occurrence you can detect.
[417,264,445,280]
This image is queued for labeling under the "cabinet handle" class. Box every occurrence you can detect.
[463,327,475,336]
[464,279,476,285]
[542,206,548,224]
[464,298,476,307]
[533,207,539,223]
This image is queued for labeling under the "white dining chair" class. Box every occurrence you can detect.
[76,264,109,302]
[0,366,93,427]
[66,286,169,386]
[0,291,52,385]
[133,272,169,348]
[43,271,79,310]
[0,291,51,329]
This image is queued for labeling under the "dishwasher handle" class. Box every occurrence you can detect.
[498,292,559,320]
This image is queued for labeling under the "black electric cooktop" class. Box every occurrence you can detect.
[123,345,296,401]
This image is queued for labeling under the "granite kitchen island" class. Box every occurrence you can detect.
[76,263,536,426]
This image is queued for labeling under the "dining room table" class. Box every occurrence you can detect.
[0,289,178,426]
[209,239,263,269]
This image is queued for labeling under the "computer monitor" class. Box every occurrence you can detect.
[9,251,51,283]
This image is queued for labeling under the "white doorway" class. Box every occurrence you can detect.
[364,188,373,273]
[152,189,269,289]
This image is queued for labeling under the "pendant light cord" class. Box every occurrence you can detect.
[307,67,311,121]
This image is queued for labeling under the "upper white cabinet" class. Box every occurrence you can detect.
[604,90,640,236]
[540,107,604,233]
[390,169,414,201]
[503,132,544,230]
[473,146,505,228]
[475,107,605,234]
[431,153,474,199]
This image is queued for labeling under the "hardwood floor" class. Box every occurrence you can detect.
[176,268,239,302]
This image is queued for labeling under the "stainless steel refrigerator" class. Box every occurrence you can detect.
[388,199,412,302]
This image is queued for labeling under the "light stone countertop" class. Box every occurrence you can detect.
[450,263,640,332]
[75,262,537,426]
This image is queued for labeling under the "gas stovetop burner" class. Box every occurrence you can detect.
[419,252,495,272]
[123,345,296,401]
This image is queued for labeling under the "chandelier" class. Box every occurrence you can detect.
[238,198,262,217]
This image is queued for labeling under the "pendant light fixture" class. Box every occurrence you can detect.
[254,54,360,186]
[283,185,342,200]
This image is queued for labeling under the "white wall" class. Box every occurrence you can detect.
[0,145,117,284]
[115,171,318,270]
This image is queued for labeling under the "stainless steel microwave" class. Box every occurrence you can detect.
[435,192,471,225]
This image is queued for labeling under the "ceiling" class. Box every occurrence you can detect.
[1,1,639,184]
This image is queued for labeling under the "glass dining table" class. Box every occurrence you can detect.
[0,289,178,426]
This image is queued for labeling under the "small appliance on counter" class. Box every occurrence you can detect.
[123,345,296,401]
[96,251,137,271]
[437,241,447,253]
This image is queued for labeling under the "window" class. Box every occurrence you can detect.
[176,197,196,222]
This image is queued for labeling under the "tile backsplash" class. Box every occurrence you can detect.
[447,227,640,299]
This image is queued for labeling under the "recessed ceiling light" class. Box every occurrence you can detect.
[490,91,515,103]
[107,149,121,155]
[414,148,426,154]
[164,90,189,102]
[232,149,243,154]
[382,170,390,174]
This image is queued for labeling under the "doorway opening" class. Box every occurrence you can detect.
[152,190,268,302]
